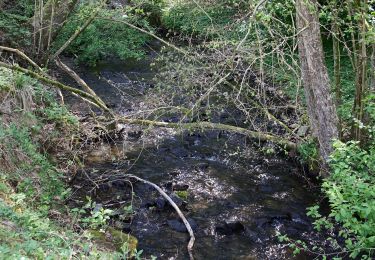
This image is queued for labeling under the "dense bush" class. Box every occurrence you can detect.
[0,66,139,258]
[53,4,152,66]
[323,140,375,258]
[161,0,259,40]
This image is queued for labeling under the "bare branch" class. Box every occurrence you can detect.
[125,174,195,260]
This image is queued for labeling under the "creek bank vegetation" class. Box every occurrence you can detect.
[0,0,375,259]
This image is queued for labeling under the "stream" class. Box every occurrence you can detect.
[60,48,324,259]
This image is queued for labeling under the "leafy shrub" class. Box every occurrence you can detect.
[0,68,77,208]
[297,139,319,166]
[161,1,237,38]
[279,140,375,259]
[0,0,34,47]
[130,0,167,25]
[53,4,151,66]
[0,12,31,47]
[42,103,78,126]
[0,197,126,259]
[322,140,375,258]
[0,124,66,208]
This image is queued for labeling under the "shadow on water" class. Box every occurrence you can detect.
[62,51,323,259]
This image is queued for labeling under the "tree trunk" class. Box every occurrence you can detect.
[296,0,339,164]
[371,44,375,91]
[352,0,368,141]
[32,0,79,54]
[332,4,342,139]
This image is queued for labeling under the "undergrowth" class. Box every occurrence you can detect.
[0,67,137,258]
[52,3,152,66]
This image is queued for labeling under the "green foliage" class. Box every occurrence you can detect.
[361,94,375,143]
[0,68,15,91]
[0,123,66,205]
[0,68,80,209]
[323,40,356,120]
[175,190,188,200]
[0,65,141,258]
[0,198,127,259]
[0,0,34,47]
[0,200,77,259]
[41,103,79,126]
[324,140,375,258]
[297,139,319,167]
[0,12,31,47]
[53,4,151,66]
[130,0,167,25]
[80,197,113,230]
[285,141,375,259]
[1,0,35,17]
[161,1,239,38]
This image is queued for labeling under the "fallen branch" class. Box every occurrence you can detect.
[55,58,109,110]
[99,19,295,138]
[0,46,65,104]
[0,61,112,113]
[0,46,43,73]
[116,118,297,150]
[124,174,195,260]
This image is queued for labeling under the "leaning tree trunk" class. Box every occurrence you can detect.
[296,0,339,165]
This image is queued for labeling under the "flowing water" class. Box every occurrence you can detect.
[61,49,324,259]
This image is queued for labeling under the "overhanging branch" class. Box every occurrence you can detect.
[0,62,112,113]
[116,118,297,150]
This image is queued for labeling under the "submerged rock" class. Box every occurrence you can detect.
[167,218,198,233]
[173,183,189,191]
[155,197,166,209]
[127,130,143,140]
[195,162,209,171]
[152,194,186,210]
[215,221,245,235]
[170,193,185,208]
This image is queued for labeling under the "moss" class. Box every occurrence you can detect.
[175,190,189,200]
[87,228,138,254]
